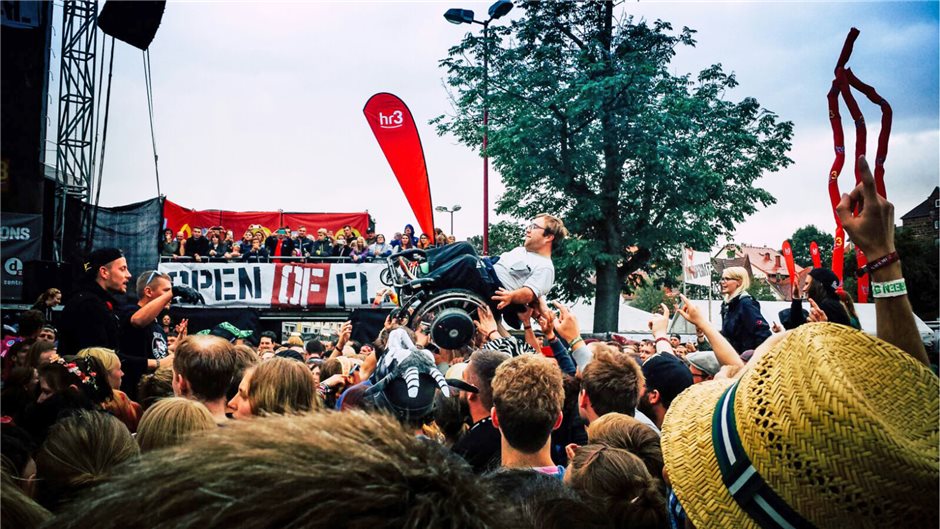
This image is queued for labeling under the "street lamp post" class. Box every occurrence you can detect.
[444,0,513,255]
[435,204,462,236]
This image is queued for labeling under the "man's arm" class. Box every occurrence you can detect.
[836,155,928,365]
[677,294,744,368]
[491,286,536,309]
[130,290,173,328]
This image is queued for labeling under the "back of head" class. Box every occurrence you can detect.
[27,340,57,370]
[36,410,138,511]
[581,350,644,417]
[467,349,511,410]
[173,335,236,401]
[248,357,320,416]
[491,355,564,454]
[50,412,516,529]
[18,310,45,339]
[136,397,216,452]
[568,444,668,529]
[137,367,174,412]
[2,470,52,529]
[586,413,663,481]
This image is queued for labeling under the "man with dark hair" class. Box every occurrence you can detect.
[305,339,325,360]
[491,354,565,477]
[636,353,693,431]
[15,310,45,344]
[184,227,209,261]
[293,226,314,257]
[258,331,277,355]
[48,412,517,529]
[264,228,295,262]
[669,334,681,349]
[58,248,132,357]
[578,350,659,433]
[119,270,174,400]
[172,335,236,423]
[452,349,511,473]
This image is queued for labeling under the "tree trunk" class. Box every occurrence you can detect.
[593,260,620,333]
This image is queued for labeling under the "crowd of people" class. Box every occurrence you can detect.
[1,156,937,528]
[159,222,458,263]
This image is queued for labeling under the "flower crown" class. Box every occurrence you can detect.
[56,357,100,392]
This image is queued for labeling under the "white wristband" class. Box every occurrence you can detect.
[871,278,907,298]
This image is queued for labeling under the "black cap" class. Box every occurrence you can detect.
[809,268,840,295]
[83,248,124,276]
[275,350,305,363]
[641,353,693,408]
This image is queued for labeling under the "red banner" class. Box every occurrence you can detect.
[163,200,368,239]
[781,241,797,289]
[810,241,822,269]
[363,93,435,237]
[832,226,845,286]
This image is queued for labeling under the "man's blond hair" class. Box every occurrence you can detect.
[536,213,568,246]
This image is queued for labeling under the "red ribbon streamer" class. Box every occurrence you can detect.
[810,241,822,269]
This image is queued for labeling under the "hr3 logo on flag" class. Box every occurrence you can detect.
[378,110,404,129]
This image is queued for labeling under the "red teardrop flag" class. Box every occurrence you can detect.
[781,241,797,289]
[810,241,822,269]
[363,93,435,237]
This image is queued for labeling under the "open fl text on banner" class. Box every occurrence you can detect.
[159,262,395,309]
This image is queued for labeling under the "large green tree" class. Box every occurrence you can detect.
[788,225,835,268]
[435,2,793,331]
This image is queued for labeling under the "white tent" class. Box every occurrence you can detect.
[669,299,934,337]
[568,300,655,335]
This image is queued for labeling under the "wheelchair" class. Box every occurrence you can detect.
[380,249,490,350]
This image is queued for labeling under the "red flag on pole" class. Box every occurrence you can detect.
[832,227,845,287]
[810,241,822,269]
[363,93,435,237]
[781,240,797,290]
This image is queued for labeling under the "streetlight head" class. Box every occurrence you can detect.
[452,205,462,211]
[435,206,448,212]
[488,0,513,20]
[444,8,475,25]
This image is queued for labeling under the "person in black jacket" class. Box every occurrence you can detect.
[184,227,210,261]
[58,248,132,357]
[718,266,771,354]
[118,270,174,400]
[264,228,295,261]
[787,267,851,328]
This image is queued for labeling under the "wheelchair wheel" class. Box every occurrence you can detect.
[410,289,490,349]
[380,267,393,287]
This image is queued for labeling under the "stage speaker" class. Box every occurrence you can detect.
[97,1,166,50]
[23,260,74,303]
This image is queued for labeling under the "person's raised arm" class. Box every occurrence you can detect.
[836,155,928,366]
[677,294,744,368]
[130,289,174,328]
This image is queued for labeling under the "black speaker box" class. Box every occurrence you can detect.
[97,1,166,51]
[23,260,74,303]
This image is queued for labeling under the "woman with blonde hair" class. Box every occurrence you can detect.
[78,347,142,432]
[136,397,216,452]
[35,410,138,512]
[228,357,320,419]
[717,266,771,353]
[31,288,61,321]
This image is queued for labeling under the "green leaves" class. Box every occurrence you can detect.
[436,1,793,331]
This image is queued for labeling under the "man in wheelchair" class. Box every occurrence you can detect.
[396,213,567,330]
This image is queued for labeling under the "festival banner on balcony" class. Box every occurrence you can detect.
[158,262,394,309]
[363,93,435,237]
[163,200,369,240]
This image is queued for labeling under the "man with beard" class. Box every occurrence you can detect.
[451,350,510,474]
[58,248,132,357]
[636,353,693,432]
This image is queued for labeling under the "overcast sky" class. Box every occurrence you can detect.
[45,1,938,251]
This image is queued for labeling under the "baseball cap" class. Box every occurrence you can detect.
[641,353,693,407]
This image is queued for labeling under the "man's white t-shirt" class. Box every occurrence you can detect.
[493,247,554,299]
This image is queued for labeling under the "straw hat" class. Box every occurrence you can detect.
[661,323,938,529]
